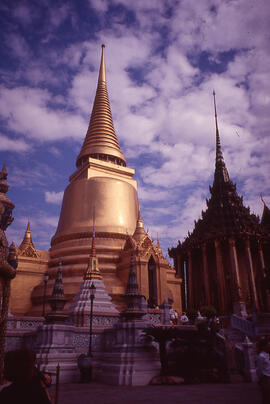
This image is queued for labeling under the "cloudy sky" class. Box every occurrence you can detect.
[1,0,270,258]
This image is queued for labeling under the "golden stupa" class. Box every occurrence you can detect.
[10,45,182,315]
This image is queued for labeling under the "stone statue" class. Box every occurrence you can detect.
[0,164,17,382]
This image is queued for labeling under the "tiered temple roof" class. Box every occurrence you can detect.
[181,91,261,249]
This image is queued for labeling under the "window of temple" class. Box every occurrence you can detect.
[148,255,157,308]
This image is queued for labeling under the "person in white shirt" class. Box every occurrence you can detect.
[256,337,270,404]
[180,312,189,324]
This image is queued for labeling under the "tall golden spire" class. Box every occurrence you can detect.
[76,44,126,168]
[19,217,35,252]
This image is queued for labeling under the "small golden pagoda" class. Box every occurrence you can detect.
[9,218,49,315]
[11,45,181,316]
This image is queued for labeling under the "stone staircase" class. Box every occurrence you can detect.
[231,312,270,340]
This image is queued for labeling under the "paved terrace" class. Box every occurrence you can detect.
[52,382,261,404]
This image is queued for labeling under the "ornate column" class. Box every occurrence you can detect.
[214,239,226,314]
[258,242,270,311]
[245,238,259,309]
[258,242,266,275]
[187,250,193,308]
[201,244,210,305]
[228,237,247,317]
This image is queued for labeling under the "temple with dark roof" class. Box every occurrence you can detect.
[169,91,270,317]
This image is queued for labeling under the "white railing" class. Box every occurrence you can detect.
[230,315,255,338]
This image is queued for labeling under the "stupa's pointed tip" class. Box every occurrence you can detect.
[76,44,126,168]
[98,43,106,83]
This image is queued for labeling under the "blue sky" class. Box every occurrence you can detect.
[1,0,270,258]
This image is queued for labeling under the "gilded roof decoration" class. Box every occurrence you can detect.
[19,218,39,258]
[76,45,126,168]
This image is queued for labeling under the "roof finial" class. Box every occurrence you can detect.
[261,194,266,206]
[85,207,101,280]
[27,216,30,231]
[2,162,7,177]
[19,217,36,253]
[212,91,230,183]
[213,90,222,161]
[98,44,106,83]
[133,209,147,242]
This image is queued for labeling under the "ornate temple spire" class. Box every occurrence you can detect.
[19,217,36,252]
[51,260,65,299]
[1,162,7,177]
[122,252,145,318]
[213,90,230,185]
[47,259,67,323]
[133,210,147,242]
[157,232,160,248]
[180,93,261,248]
[85,210,101,280]
[261,195,270,233]
[76,44,126,168]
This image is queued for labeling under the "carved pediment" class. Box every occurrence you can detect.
[19,245,39,258]
[141,236,152,250]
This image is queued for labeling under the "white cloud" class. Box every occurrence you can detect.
[0,86,87,142]
[45,191,64,204]
[2,0,270,255]
[0,134,30,152]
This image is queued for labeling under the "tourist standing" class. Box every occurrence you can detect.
[180,312,189,324]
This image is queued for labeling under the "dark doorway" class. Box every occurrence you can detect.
[148,256,157,307]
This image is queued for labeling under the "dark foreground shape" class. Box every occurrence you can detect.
[52,382,261,404]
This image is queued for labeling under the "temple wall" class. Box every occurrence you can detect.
[117,247,182,313]
[10,251,49,316]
